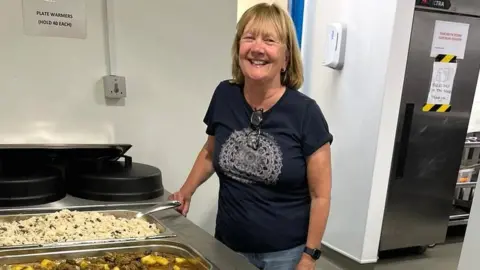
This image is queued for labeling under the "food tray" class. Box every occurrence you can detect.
[0,240,213,270]
[0,209,176,250]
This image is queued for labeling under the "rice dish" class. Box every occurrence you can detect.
[0,209,161,246]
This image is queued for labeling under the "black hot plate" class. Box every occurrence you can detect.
[0,144,131,161]
[67,156,163,202]
[0,163,65,207]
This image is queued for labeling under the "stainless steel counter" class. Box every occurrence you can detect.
[0,194,257,270]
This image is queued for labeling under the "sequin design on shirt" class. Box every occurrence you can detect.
[219,128,283,185]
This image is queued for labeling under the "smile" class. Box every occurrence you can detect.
[249,59,268,66]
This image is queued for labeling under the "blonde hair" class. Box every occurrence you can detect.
[230,3,304,90]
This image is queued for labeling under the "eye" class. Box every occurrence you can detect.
[264,38,277,45]
[241,35,255,41]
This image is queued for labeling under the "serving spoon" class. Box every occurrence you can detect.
[135,200,182,219]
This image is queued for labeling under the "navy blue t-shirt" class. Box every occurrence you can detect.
[203,80,333,253]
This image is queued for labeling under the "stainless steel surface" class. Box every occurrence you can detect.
[380,6,480,251]
[135,200,182,219]
[0,195,257,270]
[416,0,480,17]
[449,219,469,226]
[461,139,480,167]
[448,0,480,17]
[464,141,480,147]
[450,213,469,219]
[0,240,213,270]
[0,209,176,250]
[457,182,477,188]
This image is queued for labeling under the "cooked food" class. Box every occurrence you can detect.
[0,210,160,246]
[7,251,202,270]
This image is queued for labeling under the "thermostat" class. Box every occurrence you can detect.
[322,23,347,70]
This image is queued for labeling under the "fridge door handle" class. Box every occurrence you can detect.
[395,103,415,179]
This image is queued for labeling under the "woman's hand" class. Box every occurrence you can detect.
[168,189,192,216]
[295,254,316,270]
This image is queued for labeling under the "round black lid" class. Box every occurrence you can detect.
[67,159,163,202]
[0,168,65,207]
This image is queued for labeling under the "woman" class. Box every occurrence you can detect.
[169,3,333,270]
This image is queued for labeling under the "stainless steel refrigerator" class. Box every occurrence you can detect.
[379,0,480,252]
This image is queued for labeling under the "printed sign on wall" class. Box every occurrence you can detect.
[427,61,457,105]
[22,0,86,39]
[430,20,469,59]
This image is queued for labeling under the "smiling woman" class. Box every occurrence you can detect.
[170,3,333,270]
[231,4,303,90]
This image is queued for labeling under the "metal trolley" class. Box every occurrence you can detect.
[450,136,480,227]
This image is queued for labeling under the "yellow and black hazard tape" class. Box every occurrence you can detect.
[422,103,451,112]
[435,54,457,63]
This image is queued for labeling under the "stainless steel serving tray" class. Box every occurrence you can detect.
[0,240,214,270]
[0,207,177,250]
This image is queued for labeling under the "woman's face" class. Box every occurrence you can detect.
[238,20,288,85]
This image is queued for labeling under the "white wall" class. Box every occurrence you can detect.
[459,72,480,269]
[0,0,236,235]
[237,0,289,20]
[458,180,480,269]
[467,72,480,133]
[302,0,415,263]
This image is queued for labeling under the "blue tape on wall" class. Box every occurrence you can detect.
[289,0,305,48]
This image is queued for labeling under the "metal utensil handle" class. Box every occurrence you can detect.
[141,200,182,216]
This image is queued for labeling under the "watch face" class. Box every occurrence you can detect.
[304,247,321,260]
[312,249,321,259]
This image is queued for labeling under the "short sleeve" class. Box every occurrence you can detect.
[203,84,220,136]
[301,101,333,157]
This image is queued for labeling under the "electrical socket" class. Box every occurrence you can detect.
[103,75,126,99]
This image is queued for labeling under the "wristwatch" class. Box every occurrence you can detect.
[303,246,322,260]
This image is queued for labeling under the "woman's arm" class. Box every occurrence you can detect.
[170,136,216,215]
[180,135,216,196]
[298,143,332,268]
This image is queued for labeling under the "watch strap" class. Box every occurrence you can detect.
[303,246,322,260]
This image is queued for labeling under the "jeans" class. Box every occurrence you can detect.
[240,244,305,270]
